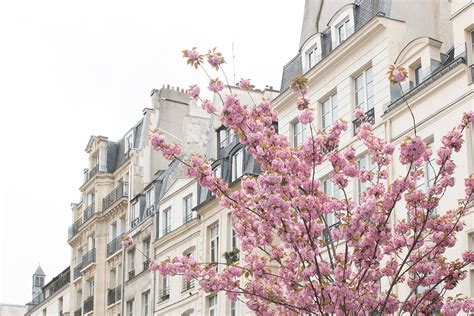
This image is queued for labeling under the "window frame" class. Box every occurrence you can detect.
[209,224,219,263]
[354,66,374,112]
[292,120,309,147]
[231,149,244,181]
[208,295,218,316]
[321,94,338,131]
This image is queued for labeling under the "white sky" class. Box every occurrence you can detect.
[0,0,303,305]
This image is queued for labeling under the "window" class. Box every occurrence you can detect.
[58,297,63,314]
[212,165,222,178]
[146,188,155,209]
[337,19,350,44]
[86,278,94,297]
[220,129,236,147]
[183,194,193,223]
[321,94,338,130]
[125,132,134,153]
[87,235,95,251]
[357,155,376,201]
[76,248,83,264]
[231,300,240,316]
[414,65,422,86]
[231,228,239,250]
[208,295,218,316]
[128,250,135,273]
[416,142,436,215]
[86,192,95,206]
[127,299,134,316]
[307,45,319,69]
[76,290,82,309]
[355,67,374,111]
[142,291,150,316]
[293,121,309,147]
[143,239,150,261]
[163,207,171,235]
[322,178,341,226]
[109,221,117,242]
[160,275,170,301]
[109,269,116,288]
[210,224,219,263]
[231,149,244,181]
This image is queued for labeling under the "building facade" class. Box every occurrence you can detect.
[275,0,473,303]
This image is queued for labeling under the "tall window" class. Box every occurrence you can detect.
[337,19,350,44]
[128,250,135,273]
[231,149,244,181]
[143,239,150,262]
[322,178,341,226]
[86,278,94,298]
[208,295,218,316]
[230,300,240,316]
[213,165,222,178]
[160,275,170,301]
[414,65,422,86]
[357,154,376,201]
[127,299,134,316]
[76,248,83,264]
[86,192,95,206]
[146,188,154,209]
[109,269,116,288]
[293,121,309,147]
[355,67,374,111]
[109,221,117,242]
[163,207,171,235]
[87,235,95,251]
[210,224,219,263]
[183,194,193,223]
[307,45,318,69]
[231,228,240,250]
[142,291,150,316]
[321,94,338,130]
[76,290,82,309]
[416,142,436,215]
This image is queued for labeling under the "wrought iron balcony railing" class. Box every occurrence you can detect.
[143,259,150,272]
[183,213,193,224]
[353,107,375,135]
[181,279,195,293]
[131,217,140,228]
[107,286,121,306]
[159,286,170,302]
[73,262,83,280]
[81,248,96,268]
[74,308,82,316]
[143,204,155,220]
[82,203,95,222]
[83,296,94,314]
[107,233,124,257]
[83,165,98,184]
[128,269,136,281]
[68,217,83,239]
[102,182,128,211]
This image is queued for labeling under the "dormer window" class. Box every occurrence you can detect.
[337,19,350,44]
[307,45,319,69]
[124,131,134,154]
[301,34,322,73]
[220,128,236,148]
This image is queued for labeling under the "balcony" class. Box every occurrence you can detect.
[143,204,155,220]
[82,203,95,222]
[83,296,94,314]
[73,262,83,280]
[74,308,82,316]
[128,269,136,281]
[131,217,140,228]
[353,107,375,135]
[68,217,83,239]
[83,165,99,184]
[107,233,124,257]
[102,182,128,212]
[107,286,121,306]
[159,286,170,302]
[81,248,96,268]
[183,213,193,224]
[181,279,195,293]
[162,226,171,236]
[143,259,151,272]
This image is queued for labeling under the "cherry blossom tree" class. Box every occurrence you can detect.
[135,49,474,315]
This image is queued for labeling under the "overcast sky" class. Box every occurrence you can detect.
[0,0,302,305]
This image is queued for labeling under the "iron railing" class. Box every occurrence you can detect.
[82,248,96,268]
[107,233,124,257]
[102,182,128,211]
[82,203,95,222]
[181,279,195,292]
[107,286,121,306]
[74,308,82,316]
[68,217,83,239]
[183,212,193,224]
[128,269,136,281]
[159,286,170,302]
[83,296,94,314]
[143,259,151,271]
[73,262,83,280]
[131,217,140,228]
[84,165,98,184]
[162,226,171,236]
[353,107,375,135]
[143,204,155,219]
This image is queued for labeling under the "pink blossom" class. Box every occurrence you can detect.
[201,99,217,114]
[208,78,224,93]
[121,235,133,248]
[186,84,200,100]
[238,78,252,91]
[299,109,313,124]
[353,107,365,120]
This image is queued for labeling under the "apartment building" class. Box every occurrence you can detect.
[275,0,473,301]
[25,266,70,316]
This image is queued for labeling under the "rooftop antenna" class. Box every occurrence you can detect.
[232,42,236,85]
